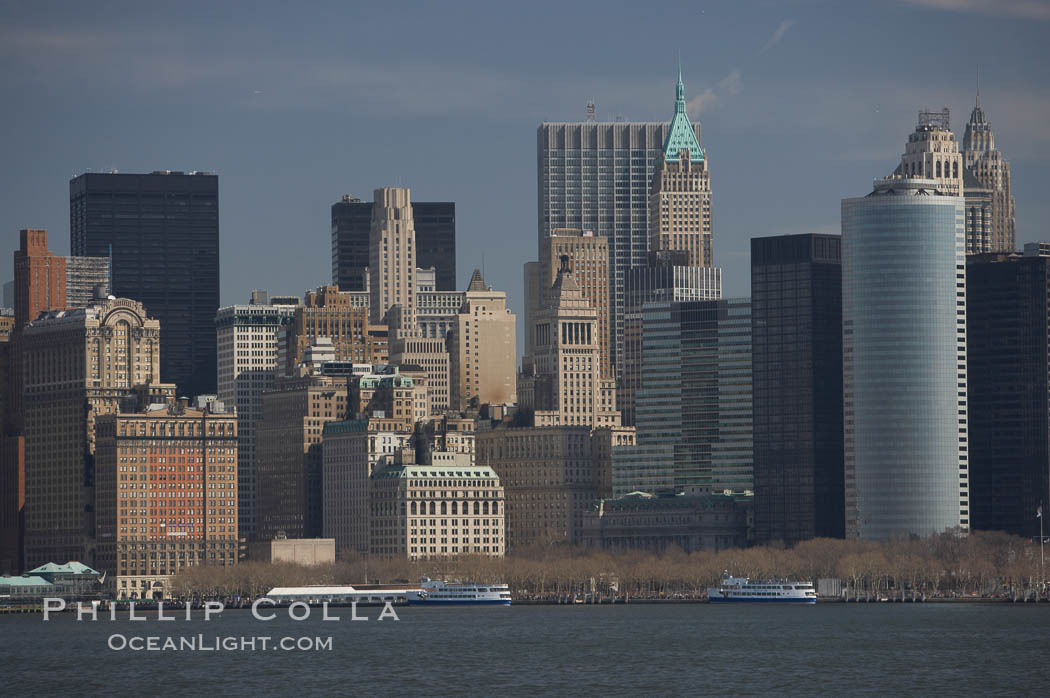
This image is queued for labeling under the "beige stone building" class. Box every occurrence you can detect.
[21,297,174,568]
[894,108,963,196]
[476,425,618,551]
[248,537,335,565]
[389,336,450,417]
[322,419,413,554]
[962,94,1016,254]
[369,187,417,332]
[648,73,713,268]
[281,285,387,376]
[348,366,427,427]
[94,403,238,599]
[256,374,347,540]
[370,451,504,559]
[526,229,611,378]
[519,258,619,428]
[448,270,517,410]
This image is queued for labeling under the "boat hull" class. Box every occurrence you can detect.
[407,599,511,606]
[708,596,816,604]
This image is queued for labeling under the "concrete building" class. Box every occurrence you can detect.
[966,249,1050,537]
[416,289,464,340]
[215,293,299,540]
[893,109,963,197]
[248,537,335,565]
[65,256,110,309]
[21,297,174,568]
[333,194,456,292]
[256,374,348,540]
[70,171,219,398]
[477,425,615,551]
[519,257,619,428]
[14,229,66,331]
[613,298,753,498]
[448,270,517,410]
[369,187,417,332]
[388,337,450,417]
[842,177,968,539]
[281,285,387,376]
[751,234,844,544]
[539,118,701,377]
[525,229,611,378]
[348,366,428,428]
[582,490,748,553]
[370,451,504,559]
[648,70,713,268]
[962,92,1016,254]
[322,419,413,554]
[94,403,237,599]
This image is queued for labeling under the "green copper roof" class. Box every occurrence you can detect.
[662,66,704,163]
[27,561,100,575]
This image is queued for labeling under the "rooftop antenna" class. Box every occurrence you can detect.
[586,100,596,122]
[976,64,981,107]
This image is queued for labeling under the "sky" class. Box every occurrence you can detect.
[1,0,1048,359]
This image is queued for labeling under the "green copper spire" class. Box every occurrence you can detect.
[663,63,704,163]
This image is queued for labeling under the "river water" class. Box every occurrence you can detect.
[4,604,1047,695]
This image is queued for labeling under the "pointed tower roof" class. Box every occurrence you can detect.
[467,268,487,291]
[662,63,704,163]
[549,255,590,310]
[969,66,987,125]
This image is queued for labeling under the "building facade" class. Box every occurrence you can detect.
[370,452,504,559]
[894,109,963,197]
[648,71,713,268]
[70,171,219,398]
[333,195,455,292]
[215,294,299,539]
[65,256,111,309]
[369,187,417,331]
[751,234,844,544]
[94,405,237,599]
[14,229,66,331]
[613,298,752,498]
[966,250,1049,536]
[280,285,387,376]
[21,297,171,568]
[538,119,700,376]
[448,270,517,410]
[842,177,968,539]
[962,94,1016,254]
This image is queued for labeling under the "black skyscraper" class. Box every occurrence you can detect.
[70,171,219,398]
[331,196,456,291]
[967,249,1050,537]
[751,234,844,544]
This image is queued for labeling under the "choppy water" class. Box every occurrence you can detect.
[4,603,1048,695]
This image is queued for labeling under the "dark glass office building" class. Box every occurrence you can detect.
[966,250,1050,537]
[70,171,219,398]
[331,196,456,291]
[751,234,844,544]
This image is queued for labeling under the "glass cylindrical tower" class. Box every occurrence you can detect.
[841,177,968,539]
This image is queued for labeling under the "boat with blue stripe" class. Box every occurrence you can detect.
[407,577,512,606]
[708,572,816,604]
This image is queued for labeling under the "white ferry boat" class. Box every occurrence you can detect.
[707,572,816,604]
[407,577,511,606]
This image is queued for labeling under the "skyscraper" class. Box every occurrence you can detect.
[215,293,299,540]
[613,298,752,498]
[21,297,171,567]
[966,248,1049,536]
[751,234,844,544]
[65,256,111,309]
[70,171,219,398]
[841,177,968,539]
[518,257,619,428]
[893,109,963,196]
[332,195,456,292]
[962,91,1016,254]
[14,229,66,331]
[538,117,701,376]
[369,187,417,331]
[448,270,517,410]
[649,70,713,268]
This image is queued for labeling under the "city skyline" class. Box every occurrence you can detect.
[1,1,1047,362]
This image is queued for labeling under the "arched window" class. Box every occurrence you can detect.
[935,161,941,178]
[483,501,489,515]
[429,501,436,515]
[953,161,959,178]
[451,501,458,515]
[492,502,498,515]
[441,502,447,515]
[411,501,417,515]
[474,501,480,515]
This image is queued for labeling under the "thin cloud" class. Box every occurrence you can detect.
[686,69,743,115]
[759,19,794,54]
[900,0,1050,20]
